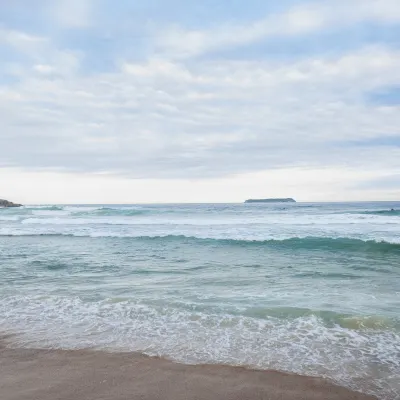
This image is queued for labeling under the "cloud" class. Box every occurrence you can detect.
[154,0,400,58]
[0,27,81,78]
[2,166,398,204]
[1,31,400,180]
[33,64,55,74]
[0,28,48,57]
[355,173,400,190]
[51,0,93,28]
[1,0,400,202]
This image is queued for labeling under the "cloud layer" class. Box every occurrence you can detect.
[1,0,400,201]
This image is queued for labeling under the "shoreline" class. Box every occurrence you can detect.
[0,337,377,400]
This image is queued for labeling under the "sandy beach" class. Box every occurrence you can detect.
[0,338,376,400]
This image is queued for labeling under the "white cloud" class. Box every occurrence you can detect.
[0,28,48,58]
[154,0,400,58]
[1,27,81,77]
[1,37,400,186]
[121,59,194,81]
[1,167,399,204]
[51,0,93,28]
[33,64,54,74]
[1,0,400,201]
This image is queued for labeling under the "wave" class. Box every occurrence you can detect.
[0,216,20,221]
[70,206,228,217]
[140,235,400,253]
[21,206,64,211]
[1,295,399,399]
[35,206,64,211]
[240,306,398,329]
[1,233,399,253]
[357,209,400,216]
[73,207,149,217]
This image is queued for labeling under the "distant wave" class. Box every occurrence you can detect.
[73,207,149,217]
[358,209,400,216]
[71,207,226,217]
[1,233,399,253]
[136,235,400,253]
[25,206,64,211]
[38,206,64,211]
[9,205,400,219]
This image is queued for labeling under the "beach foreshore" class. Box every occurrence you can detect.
[0,337,376,400]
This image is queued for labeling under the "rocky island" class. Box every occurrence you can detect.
[0,199,22,208]
[245,198,296,203]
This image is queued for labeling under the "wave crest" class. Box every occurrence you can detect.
[358,209,400,216]
[1,233,399,253]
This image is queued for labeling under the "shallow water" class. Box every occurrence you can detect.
[0,202,399,399]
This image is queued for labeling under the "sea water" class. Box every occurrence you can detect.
[0,202,399,399]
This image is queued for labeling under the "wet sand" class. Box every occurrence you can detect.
[0,337,377,400]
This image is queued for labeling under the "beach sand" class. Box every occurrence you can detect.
[0,337,376,400]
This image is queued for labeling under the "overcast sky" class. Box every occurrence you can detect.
[1,0,400,203]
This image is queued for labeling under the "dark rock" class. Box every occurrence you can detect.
[0,199,22,208]
[245,198,296,203]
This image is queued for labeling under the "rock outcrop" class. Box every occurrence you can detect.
[245,198,296,203]
[0,199,22,208]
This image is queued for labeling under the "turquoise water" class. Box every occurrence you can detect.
[0,202,399,399]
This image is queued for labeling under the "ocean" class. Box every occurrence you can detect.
[0,202,399,399]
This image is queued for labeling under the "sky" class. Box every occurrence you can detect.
[1,0,400,204]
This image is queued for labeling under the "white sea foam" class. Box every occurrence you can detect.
[2,222,400,245]
[0,295,398,399]
[0,215,20,221]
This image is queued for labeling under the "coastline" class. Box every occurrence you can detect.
[0,337,376,400]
